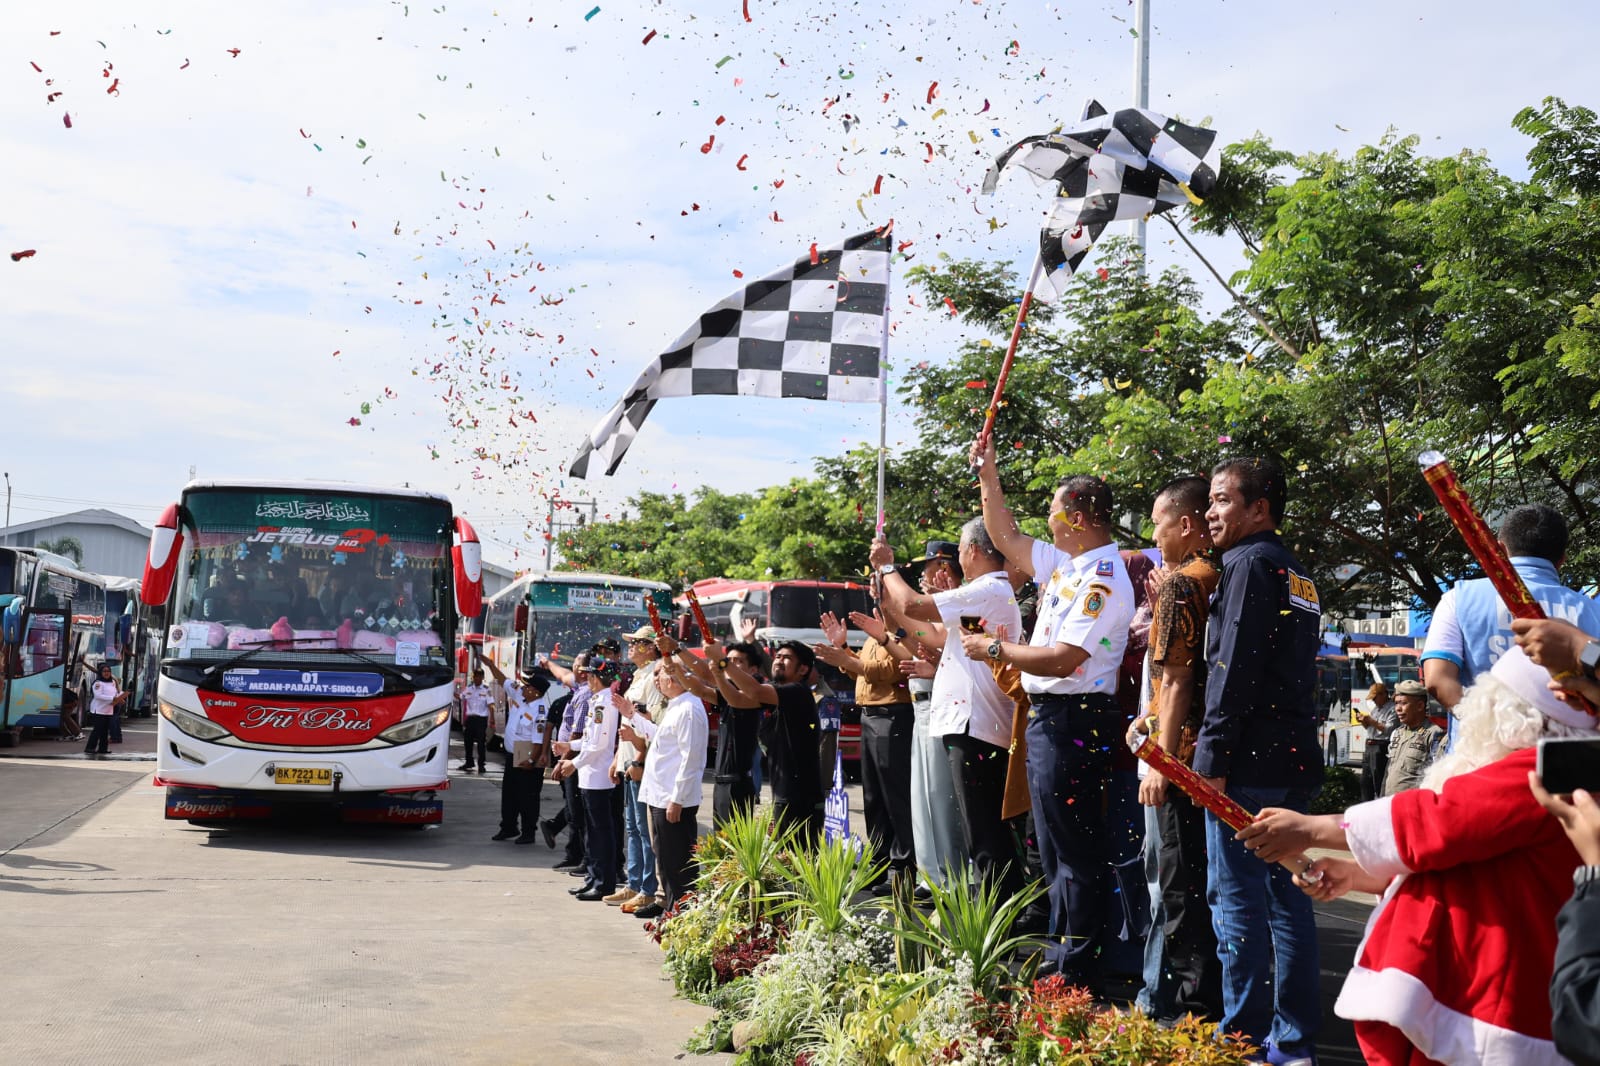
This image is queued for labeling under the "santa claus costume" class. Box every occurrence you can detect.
[1337,646,1596,1065]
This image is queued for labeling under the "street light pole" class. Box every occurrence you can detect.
[3,471,10,540]
[1131,0,1151,274]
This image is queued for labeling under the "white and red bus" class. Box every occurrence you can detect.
[139,480,483,825]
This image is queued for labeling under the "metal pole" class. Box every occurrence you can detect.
[1131,0,1151,274]
[875,248,892,537]
[544,498,555,570]
[3,472,9,536]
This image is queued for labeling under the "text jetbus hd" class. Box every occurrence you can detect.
[140,480,483,824]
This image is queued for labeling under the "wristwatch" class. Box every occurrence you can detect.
[894,627,907,641]
[877,563,897,575]
[987,639,1003,661]
[1581,640,1600,681]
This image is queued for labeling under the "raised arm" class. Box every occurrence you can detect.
[969,433,1038,572]
[869,539,940,624]
[702,641,764,708]
[481,657,508,684]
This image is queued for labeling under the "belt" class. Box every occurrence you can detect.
[861,702,912,717]
[714,773,753,785]
[1030,691,1119,712]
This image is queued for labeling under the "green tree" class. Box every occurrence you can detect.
[36,536,85,566]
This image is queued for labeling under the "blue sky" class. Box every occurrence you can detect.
[3,0,1596,570]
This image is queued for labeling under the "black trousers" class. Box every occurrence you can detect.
[1157,790,1222,1019]
[943,731,1024,899]
[1361,738,1389,802]
[557,773,587,862]
[860,704,915,875]
[712,774,756,829]
[581,787,618,893]
[611,782,627,884]
[649,804,700,905]
[498,751,541,836]
[1026,692,1120,977]
[462,716,488,768]
[85,713,112,754]
[773,800,822,848]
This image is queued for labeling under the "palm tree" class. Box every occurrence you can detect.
[36,536,84,566]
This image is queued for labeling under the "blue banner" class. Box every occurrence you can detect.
[221,669,384,698]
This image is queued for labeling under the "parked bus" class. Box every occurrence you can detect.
[479,570,674,746]
[0,548,108,741]
[1320,645,1425,767]
[139,480,483,824]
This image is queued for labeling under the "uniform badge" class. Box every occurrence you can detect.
[1082,583,1111,619]
[1095,559,1115,578]
[591,708,603,724]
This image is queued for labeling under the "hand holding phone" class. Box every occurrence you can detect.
[959,615,984,634]
[1537,737,1600,796]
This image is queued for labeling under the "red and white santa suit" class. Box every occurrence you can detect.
[1338,647,1594,1066]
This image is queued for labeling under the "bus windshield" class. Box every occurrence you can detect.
[166,488,453,671]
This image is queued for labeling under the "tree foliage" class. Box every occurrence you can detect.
[562,102,1600,615]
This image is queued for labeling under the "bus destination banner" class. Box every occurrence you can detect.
[221,670,385,698]
[566,587,645,612]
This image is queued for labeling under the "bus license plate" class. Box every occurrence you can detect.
[274,766,333,786]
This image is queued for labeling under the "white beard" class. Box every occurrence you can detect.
[1419,673,1595,792]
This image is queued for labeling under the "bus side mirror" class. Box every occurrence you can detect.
[452,516,484,619]
[513,604,529,632]
[141,502,183,608]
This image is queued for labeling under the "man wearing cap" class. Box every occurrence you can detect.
[484,657,551,844]
[551,657,621,902]
[1384,680,1444,795]
[1241,646,1598,1065]
[458,665,493,774]
[967,436,1134,988]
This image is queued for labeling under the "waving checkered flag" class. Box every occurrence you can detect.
[568,228,892,478]
[983,100,1221,293]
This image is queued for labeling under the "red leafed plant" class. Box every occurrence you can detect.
[711,920,787,985]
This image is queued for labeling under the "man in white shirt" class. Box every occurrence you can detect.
[872,516,1025,898]
[639,657,710,906]
[967,435,1135,986]
[486,660,550,843]
[458,666,492,774]
[552,662,621,901]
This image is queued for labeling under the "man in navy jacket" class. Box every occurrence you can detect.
[1194,455,1324,1066]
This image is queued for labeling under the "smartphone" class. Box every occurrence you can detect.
[960,615,984,634]
[1537,737,1600,795]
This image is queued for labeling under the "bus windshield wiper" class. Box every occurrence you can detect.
[297,645,415,683]
[199,636,414,681]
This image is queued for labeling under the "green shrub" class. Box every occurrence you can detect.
[1310,765,1361,815]
[774,834,888,936]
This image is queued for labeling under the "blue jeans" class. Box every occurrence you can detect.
[1205,784,1320,1060]
[1136,800,1173,1017]
[623,777,658,897]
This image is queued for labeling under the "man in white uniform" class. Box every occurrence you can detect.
[458,666,492,774]
[485,658,549,843]
[968,436,1135,986]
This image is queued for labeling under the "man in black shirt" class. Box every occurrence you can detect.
[707,641,770,827]
[1194,455,1323,1065]
[717,638,822,844]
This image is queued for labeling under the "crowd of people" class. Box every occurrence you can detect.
[464,446,1600,1066]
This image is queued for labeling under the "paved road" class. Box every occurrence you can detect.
[0,751,722,1066]
[0,728,1368,1064]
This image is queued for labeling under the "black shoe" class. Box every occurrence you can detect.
[554,858,581,870]
[514,835,538,845]
[491,830,517,841]
[568,880,596,896]
[540,820,559,848]
[869,880,894,897]
[575,887,611,901]
[477,766,486,775]
[568,866,590,877]
[458,763,475,772]
[632,902,664,919]
[913,884,933,903]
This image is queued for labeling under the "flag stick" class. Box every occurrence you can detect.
[875,251,892,536]
[977,255,1045,451]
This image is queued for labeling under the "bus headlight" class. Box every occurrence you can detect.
[159,701,231,742]
[377,708,450,745]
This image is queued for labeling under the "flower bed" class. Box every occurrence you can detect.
[653,808,1261,1065]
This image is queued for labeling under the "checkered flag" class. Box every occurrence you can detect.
[983,100,1221,293]
[569,228,892,478]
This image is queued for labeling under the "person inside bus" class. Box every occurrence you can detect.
[211,578,266,628]
[256,562,297,622]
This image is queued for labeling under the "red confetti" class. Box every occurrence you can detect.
[299,128,311,138]
[486,238,495,250]
[105,78,118,95]
[897,239,914,252]
[700,134,715,153]
[227,48,241,57]
[743,0,752,22]
[29,61,42,73]
[872,174,883,195]
[736,153,748,171]
[926,81,938,104]
[347,417,361,426]
[1096,267,1110,281]
[809,242,819,265]
[62,112,71,128]
[773,179,784,189]
[944,297,958,315]
[964,380,988,389]
[923,142,933,162]
[11,250,38,262]
[641,29,657,44]
[179,58,190,70]
[770,211,782,222]
[714,115,726,126]
[732,269,744,278]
